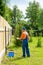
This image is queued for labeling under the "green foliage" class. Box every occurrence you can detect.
[37,37,42,47]
[0,0,5,16]
[29,29,33,42]
[0,0,13,26]
[16,9,23,21]
[12,6,23,35]
[13,5,23,22]
[26,1,39,23]
[0,0,10,16]
[12,6,24,34]
[29,36,33,42]
[38,9,43,29]
[37,33,42,47]
[25,0,43,35]
[4,6,13,25]
[26,0,40,28]
[14,22,24,46]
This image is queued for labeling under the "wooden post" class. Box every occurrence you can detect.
[5,26,7,53]
[8,28,9,46]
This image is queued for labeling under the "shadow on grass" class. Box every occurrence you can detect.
[14,56,23,61]
[7,56,24,62]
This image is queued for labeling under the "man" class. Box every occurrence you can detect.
[17,28,30,57]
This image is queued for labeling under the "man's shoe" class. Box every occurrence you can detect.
[22,55,26,58]
[27,55,30,57]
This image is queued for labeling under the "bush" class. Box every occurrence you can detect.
[14,22,24,47]
[29,36,33,42]
[37,37,42,47]
[29,29,33,42]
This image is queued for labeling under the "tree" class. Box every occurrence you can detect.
[13,5,17,23]
[0,0,5,16]
[38,9,43,29]
[12,5,23,34]
[13,5,23,23]
[4,6,13,25]
[0,0,10,16]
[14,21,24,46]
[0,0,13,27]
[26,0,40,26]
[13,6,24,46]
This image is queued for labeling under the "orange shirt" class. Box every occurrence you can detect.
[20,31,28,40]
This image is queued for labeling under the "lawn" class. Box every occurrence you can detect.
[2,36,43,65]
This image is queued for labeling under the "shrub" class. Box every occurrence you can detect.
[14,22,23,47]
[37,37,41,47]
[29,36,33,42]
[29,29,33,42]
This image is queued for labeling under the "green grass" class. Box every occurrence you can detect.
[1,36,43,65]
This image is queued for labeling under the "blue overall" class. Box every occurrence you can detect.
[22,36,30,57]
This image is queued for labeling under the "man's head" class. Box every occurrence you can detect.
[22,27,26,32]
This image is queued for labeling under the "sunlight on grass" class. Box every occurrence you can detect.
[2,36,43,65]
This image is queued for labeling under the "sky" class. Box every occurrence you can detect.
[8,0,43,15]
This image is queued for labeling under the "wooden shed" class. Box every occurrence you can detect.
[0,15,12,63]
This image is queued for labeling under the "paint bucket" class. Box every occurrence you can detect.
[8,51,14,57]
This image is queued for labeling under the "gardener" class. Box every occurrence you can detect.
[17,28,30,57]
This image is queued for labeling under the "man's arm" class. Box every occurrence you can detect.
[17,32,26,40]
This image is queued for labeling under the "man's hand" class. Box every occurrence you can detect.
[16,37,20,40]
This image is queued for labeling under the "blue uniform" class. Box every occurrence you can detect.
[21,31,30,57]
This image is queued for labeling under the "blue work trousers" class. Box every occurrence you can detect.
[22,42,30,57]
